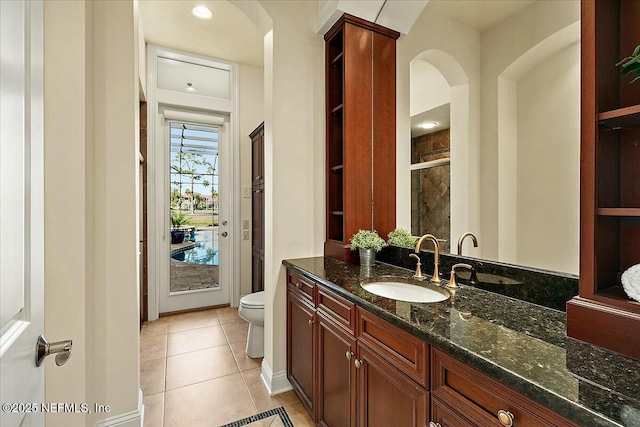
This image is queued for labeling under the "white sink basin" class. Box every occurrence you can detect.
[360,278,450,303]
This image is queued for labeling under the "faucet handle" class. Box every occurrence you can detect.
[409,253,424,280]
[447,263,473,289]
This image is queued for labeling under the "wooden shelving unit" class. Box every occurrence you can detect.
[323,15,399,263]
[567,0,640,361]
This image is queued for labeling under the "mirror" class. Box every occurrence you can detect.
[389,0,580,274]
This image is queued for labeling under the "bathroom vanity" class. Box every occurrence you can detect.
[284,257,640,427]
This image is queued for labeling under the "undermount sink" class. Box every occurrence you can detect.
[360,277,450,303]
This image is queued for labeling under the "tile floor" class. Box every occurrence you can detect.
[140,307,315,427]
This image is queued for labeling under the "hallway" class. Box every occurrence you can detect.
[140,308,314,426]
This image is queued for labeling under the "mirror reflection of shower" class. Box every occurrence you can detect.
[169,121,221,292]
[410,60,451,253]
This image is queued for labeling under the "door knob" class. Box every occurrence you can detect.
[221,231,228,237]
[222,220,228,226]
[345,351,354,360]
[36,335,72,367]
[354,359,363,369]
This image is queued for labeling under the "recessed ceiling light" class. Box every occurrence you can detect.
[419,122,438,130]
[192,5,212,20]
[185,83,197,93]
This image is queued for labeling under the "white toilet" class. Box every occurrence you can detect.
[238,291,265,358]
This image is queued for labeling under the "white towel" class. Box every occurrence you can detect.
[621,263,640,303]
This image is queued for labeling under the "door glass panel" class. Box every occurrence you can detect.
[169,122,220,292]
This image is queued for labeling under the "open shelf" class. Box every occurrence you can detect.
[597,208,640,216]
[598,104,640,129]
[331,52,344,67]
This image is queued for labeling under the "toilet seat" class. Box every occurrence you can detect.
[240,291,264,308]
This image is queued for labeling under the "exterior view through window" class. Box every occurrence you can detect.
[169,122,220,292]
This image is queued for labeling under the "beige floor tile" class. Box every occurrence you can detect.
[216,306,244,324]
[143,392,164,427]
[283,401,315,427]
[164,373,256,427]
[243,368,274,412]
[229,341,262,371]
[140,333,167,363]
[221,321,249,344]
[167,325,227,356]
[141,318,168,337]
[166,309,219,333]
[141,358,166,396]
[165,345,239,390]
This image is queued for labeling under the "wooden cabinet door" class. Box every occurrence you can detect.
[317,314,356,427]
[356,341,429,427]
[250,123,264,292]
[287,291,315,415]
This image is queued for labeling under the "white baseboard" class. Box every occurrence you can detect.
[261,359,292,396]
[95,389,143,427]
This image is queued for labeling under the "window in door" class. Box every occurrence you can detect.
[169,122,220,292]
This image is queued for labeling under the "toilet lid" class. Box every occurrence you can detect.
[241,291,265,308]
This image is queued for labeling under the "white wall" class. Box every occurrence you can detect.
[239,64,265,297]
[410,60,450,116]
[44,2,90,425]
[259,0,325,390]
[44,0,141,425]
[516,42,580,274]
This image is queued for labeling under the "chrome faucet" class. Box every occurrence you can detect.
[414,234,442,285]
[457,232,478,256]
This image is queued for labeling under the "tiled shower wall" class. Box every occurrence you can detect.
[411,129,451,252]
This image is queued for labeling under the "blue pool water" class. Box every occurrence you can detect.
[171,230,219,265]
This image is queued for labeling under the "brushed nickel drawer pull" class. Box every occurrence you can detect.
[296,282,302,289]
[497,410,514,427]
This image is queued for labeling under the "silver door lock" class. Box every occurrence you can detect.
[36,335,72,367]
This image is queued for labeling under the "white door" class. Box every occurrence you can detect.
[0,1,46,426]
[158,110,231,313]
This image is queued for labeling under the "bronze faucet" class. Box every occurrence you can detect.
[457,232,478,256]
[414,234,442,285]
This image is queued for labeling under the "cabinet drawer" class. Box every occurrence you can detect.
[431,349,579,427]
[431,397,475,427]
[317,285,355,333]
[287,270,316,304]
[357,308,429,388]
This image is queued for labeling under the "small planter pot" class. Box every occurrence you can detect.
[359,248,376,267]
[171,230,185,244]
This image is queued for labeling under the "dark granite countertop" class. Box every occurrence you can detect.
[283,257,640,427]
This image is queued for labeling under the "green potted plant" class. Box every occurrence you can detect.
[350,229,386,267]
[387,228,418,248]
[616,44,640,84]
[170,212,190,244]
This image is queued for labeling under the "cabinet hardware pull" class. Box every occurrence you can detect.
[308,319,313,327]
[429,423,441,427]
[497,410,514,427]
[296,282,302,289]
[354,359,362,368]
[345,351,353,360]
